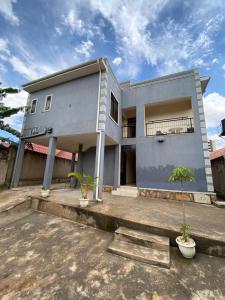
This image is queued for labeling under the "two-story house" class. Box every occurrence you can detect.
[11,58,213,199]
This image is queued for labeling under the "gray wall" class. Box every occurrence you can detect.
[24,73,99,137]
[105,65,122,143]
[121,73,207,191]
[83,145,115,186]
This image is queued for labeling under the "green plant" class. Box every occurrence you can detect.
[180,223,191,242]
[169,167,194,237]
[68,172,96,199]
[42,187,48,191]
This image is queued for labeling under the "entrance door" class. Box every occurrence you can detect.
[120,147,136,185]
[127,117,136,138]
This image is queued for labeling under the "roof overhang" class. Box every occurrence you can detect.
[200,76,210,94]
[22,58,107,93]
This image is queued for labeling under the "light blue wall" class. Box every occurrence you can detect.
[83,145,115,186]
[105,66,122,143]
[24,73,99,137]
[122,73,207,191]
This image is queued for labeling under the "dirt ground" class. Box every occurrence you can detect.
[0,210,225,300]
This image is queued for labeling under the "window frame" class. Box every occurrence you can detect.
[110,91,119,124]
[44,94,53,112]
[30,99,38,114]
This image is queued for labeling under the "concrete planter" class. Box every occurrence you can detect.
[41,189,50,198]
[176,236,196,258]
[79,198,89,208]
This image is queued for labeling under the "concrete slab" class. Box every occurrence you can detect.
[0,211,225,299]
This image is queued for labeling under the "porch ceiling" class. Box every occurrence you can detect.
[25,133,117,153]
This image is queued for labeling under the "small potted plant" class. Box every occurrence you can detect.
[169,167,196,258]
[41,187,50,198]
[68,172,96,207]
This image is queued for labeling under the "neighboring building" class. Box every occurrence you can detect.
[0,129,73,187]
[210,147,225,198]
[208,139,216,152]
[11,58,213,198]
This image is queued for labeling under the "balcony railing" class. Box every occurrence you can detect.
[122,123,136,138]
[145,117,194,136]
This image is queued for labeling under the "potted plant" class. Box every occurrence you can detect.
[169,167,196,258]
[68,172,96,207]
[41,187,50,198]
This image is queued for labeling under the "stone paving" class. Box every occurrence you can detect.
[0,211,225,300]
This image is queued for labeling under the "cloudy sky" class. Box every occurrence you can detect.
[0,0,225,148]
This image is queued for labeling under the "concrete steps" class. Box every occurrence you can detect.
[108,226,170,268]
[112,186,139,198]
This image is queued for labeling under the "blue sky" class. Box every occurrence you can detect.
[0,0,225,148]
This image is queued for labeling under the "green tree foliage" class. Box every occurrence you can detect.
[0,84,23,118]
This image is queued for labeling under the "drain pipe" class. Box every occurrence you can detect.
[95,59,103,202]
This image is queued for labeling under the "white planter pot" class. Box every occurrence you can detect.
[79,198,89,208]
[176,236,196,258]
[41,190,50,198]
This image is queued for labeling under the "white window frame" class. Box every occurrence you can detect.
[110,91,119,125]
[30,99,38,114]
[44,94,53,112]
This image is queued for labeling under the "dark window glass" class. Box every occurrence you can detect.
[45,95,52,111]
[110,93,118,123]
[30,99,37,113]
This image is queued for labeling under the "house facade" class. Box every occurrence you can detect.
[11,58,213,198]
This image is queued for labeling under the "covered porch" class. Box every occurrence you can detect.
[11,132,120,199]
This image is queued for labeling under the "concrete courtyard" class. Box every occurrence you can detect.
[0,210,225,300]
[0,185,225,299]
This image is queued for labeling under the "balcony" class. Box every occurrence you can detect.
[122,123,136,138]
[145,117,194,136]
[122,107,136,138]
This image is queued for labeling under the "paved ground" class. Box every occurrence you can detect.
[1,185,225,244]
[0,211,225,300]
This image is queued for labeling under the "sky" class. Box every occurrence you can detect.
[0,0,225,149]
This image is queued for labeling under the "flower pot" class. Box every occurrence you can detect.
[79,198,89,208]
[176,236,196,258]
[41,190,50,198]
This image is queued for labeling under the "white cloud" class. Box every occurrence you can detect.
[3,90,28,108]
[212,58,219,64]
[88,0,224,77]
[0,0,19,25]
[203,92,225,129]
[222,64,225,70]
[74,40,94,59]
[112,57,122,65]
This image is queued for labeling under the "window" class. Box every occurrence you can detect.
[110,92,118,123]
[44,95,52,111]
[30,99,37,114]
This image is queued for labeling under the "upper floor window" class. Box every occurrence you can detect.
[30,99,37,114]
[44,95,52,111]
[110,92,118,124]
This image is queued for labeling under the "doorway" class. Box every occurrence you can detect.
[120,147,136,185]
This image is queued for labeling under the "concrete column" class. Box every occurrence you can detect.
[94,131,105,199]
[70,152,76,187]
[76,144,83,174]
[114,144,121,187]
[43,137,57,189]
[11,140,25,188]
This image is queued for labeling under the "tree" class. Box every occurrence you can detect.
[0,84,22,118]
[0,83,23,137]
[168,167,194,225]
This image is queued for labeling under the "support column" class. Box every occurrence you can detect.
[43,137,57,189]
[114,144,121,188]
[11,140,25,188]
[94,131,105,200]
[70,152,76,187]
[76,144,83,174]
